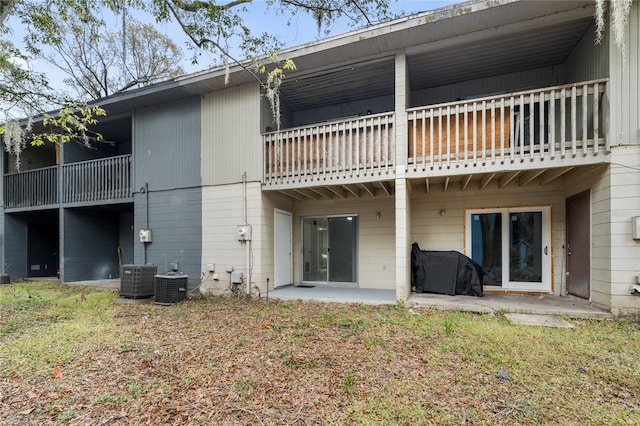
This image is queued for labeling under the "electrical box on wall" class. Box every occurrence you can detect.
[632,217,640,240]
[237,225,252,241]
[139,229,152,243]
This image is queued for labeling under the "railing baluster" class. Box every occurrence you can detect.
[593,82,599,154]
[571,85,577,155]
[500,98,505,161]
[446,105,451,167]
[376,116,381,173]
[561,88,566,157]
[529,93,535,160]
[355,121,360,175]
[490,99,496,164]
[481,101,487,162]
[549,89,556,158]
[473,102,478,164]
[519,94,525,160]
[429,108,434,167]
[582,83,588,156]
[462,104,468,163]
[455,104,460,166]
[438,107,443,168]
[539,91,545,156]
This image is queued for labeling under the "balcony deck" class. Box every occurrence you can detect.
[263,113,395,194]
[3,154,132,211]
[262,80,610,196]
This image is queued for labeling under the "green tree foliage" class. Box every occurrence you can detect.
[1,0,395,151]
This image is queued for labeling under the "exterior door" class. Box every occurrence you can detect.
[302,215,357,285]
[467,207,551,292]
[28,223,58,277]
[274,209,293,288]
[566,191,590,298]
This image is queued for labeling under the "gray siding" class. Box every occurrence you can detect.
[134,187,202,290]
[4,215,29,279]
[64,140,119,164]
[134,96,201,191]
[119,211,134,265]
[63,209,120,281]
[201,84,262,185]
[5,144,56,174]
[411,66,563,106]
[564,22,609,83]
[291,94,394,127]
[0,208,4,275]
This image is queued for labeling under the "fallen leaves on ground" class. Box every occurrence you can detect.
[0,291,639,425]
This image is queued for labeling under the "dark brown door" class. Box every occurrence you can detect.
[566,191,590,298]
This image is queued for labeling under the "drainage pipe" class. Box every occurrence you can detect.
[243,172,251,295]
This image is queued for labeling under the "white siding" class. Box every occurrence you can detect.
[291,196,396,289]
[200,182,262,295]
[410,180,566,295]
[609,146,640,315]
[609,1,640,148]
[201,84,262,185]
[257,192,295,291]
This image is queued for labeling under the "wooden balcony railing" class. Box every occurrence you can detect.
[62,155,131,204]
[263,113,395,186]
[3,165,58,209]
[408,79,609,171]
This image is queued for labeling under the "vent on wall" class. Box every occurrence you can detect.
[120,265,158,299]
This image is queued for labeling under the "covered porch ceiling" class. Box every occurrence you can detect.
[278,1,596,112]
[264,163,609,201]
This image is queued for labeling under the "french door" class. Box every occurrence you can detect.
[466,207,551,292]
[302,215,357,285]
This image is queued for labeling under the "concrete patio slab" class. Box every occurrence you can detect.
[407,292,612,319]
[504,313,575,328]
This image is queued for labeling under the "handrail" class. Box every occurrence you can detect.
[408,79,608,170]
[62,154,131,203]
[3,155,132,209]
[263,112,395,185]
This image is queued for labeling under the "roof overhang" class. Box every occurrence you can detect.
[93,0,596,115]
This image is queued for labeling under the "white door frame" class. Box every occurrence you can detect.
[465,206,551,292]
[274,209,293,288]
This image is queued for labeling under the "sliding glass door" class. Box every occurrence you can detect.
[467,207,551,292]
[302,215,357,285]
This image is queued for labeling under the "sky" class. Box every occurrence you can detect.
[4,0,460,94]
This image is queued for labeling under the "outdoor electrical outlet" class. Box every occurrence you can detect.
[206,263,215,272]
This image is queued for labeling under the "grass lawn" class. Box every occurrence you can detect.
[0,281,639,425]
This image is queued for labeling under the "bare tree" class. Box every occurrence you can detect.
[1,0,397,151]
[45,15,184,100]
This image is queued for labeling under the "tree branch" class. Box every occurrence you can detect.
[164,0,265,86]
[171,0,252,13]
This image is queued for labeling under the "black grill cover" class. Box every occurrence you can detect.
[411,243,483,296]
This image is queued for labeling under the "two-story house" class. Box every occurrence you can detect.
[2,0,639,315]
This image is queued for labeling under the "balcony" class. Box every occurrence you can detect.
[407,79,609,177]
[263,112,395,189]
[3,166,58,209]
[262,80,609,194]
[3,154,132,210]
[62,155,131,204]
